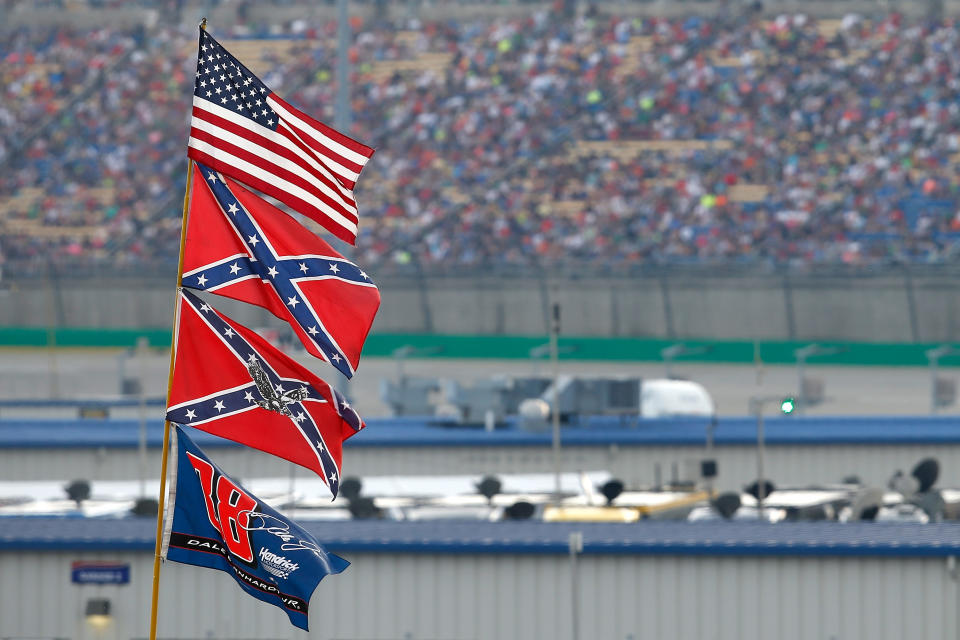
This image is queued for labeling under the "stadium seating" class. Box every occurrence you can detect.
[4,10,960,269]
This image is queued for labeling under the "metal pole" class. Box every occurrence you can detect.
[551,302,562,503]
[795,355,805,416]
[335,0,351,133]
[931,356,937,415]
[138,350,147,499]
[45,261,59,399]
[568,531,583,640]
[755,401,766,519]
[706,412,717,493]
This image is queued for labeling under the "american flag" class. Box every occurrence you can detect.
[188,28,374,245]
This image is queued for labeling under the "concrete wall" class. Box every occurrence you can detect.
[2,548,957,640]
[4,270,958,343]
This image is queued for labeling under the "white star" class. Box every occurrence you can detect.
[227,202,239,215]
[243,77,251,86]
[228,262,240,275]
[359,270,369,280]
[196,274,208,286]
[244,391,255,402]
[299,262,308,273]
[199,303,212,313]
[275,384,285,394]
[267,265,279,278]
[341,399,351,409]
[223,327,235,338]
[329,471,338,483]
[247,235,260,246]
[328,263,340,274]
[287,296,299,308]
[261,109,268,117]
[185,409,196,420]
[220,97,228,104]
[199,80,207,88]
[307,326,319,336]
[315,440,324,452]
[206,173,217,183]
[330,353,342,363]
[294,412,306,423]
[214,86,222,94]
[255,99,262,106]
[213,400,225,412]
[266,119,274,126]
[205,90,212,98]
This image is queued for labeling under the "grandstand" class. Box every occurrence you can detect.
[5,5,960,270]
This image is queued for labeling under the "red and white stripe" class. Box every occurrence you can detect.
[188,95,374,245]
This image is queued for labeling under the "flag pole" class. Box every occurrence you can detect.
[148,158,194,640]
[148,16,204,629]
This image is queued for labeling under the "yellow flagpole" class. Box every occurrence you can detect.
[147,157,194,640]
[150,160,193,640]
[148,16,204,623]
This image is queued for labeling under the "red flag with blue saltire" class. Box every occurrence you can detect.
[182,161,380,379]
[188,28,374,244]
[166,289,364,497]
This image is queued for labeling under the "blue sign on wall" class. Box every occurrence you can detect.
[71,562,130,585]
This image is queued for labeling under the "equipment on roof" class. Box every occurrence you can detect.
[379,377,440,416]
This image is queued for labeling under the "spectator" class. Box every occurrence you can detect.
[5,9,960,271]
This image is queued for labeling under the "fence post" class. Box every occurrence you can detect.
[659,273,676,340]
[904,265,920,343]
[782,271,797,341]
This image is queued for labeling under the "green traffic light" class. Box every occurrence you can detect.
[780,397,796,414]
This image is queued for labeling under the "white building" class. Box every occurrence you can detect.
[2,517,960,640]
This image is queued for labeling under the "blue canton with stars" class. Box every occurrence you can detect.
[167,289,344,494]
[183,162,375,379]
[194,29,279,131]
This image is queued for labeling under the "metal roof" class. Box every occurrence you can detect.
[3,415,960,449]
[2,517,960,556]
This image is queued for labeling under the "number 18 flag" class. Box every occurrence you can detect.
[163,426,349,631]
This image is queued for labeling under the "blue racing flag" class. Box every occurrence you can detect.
[162,426,348,630]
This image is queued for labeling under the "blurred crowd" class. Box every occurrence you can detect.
[5,8,960,271]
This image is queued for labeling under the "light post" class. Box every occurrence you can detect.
[926,345,960,414]
[660,343,711,379]
[793,344,840,414]
[550,302,562,504]
[749,395,794,517]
